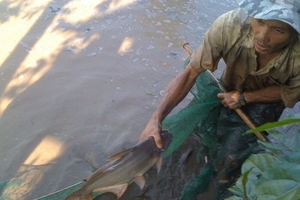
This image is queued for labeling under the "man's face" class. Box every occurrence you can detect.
[250,18,295,55]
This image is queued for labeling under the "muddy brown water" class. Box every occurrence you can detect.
[1,0,298,199]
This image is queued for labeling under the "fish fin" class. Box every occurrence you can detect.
[156,156,162,174]
[116,183,129,198]
[108,149,131,161]
[65,188,92,200]
[133,175,145,190]
[93,184,129,199]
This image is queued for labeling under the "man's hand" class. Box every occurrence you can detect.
[139,64,202,149]
[217,91,241,109]
[139,116,163,148]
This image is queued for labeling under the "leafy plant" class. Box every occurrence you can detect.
[245,114,300,135]
[226,114,300,200]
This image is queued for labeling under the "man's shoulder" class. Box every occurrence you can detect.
[290,41,300,69]
[209,8,251,46]
[292,38,300,54]
[217,8,251,29]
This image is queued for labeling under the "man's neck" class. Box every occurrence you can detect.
[256,51,280,69]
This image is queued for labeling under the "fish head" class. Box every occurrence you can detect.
[160,129,172,151]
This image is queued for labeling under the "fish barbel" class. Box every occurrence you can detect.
[65,130,172,200]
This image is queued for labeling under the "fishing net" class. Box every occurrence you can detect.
[162,59,285,199]
[162,70,222,157]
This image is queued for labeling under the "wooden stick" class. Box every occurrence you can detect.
[180,40,267,142]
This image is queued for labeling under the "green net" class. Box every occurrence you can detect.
[162,70,223,157]
[160,67,224,199]
[161,59,285,199]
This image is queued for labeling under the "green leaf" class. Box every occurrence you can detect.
[241,157,300,199]
[231,154,280,199]
[229,168,254,198]
[241,168,253,200]
[241,154,280,175]
[245,114,300,134]
[254,165,300,200]
[281,151,300,164]
[258,130,300,155]
[228,185,244,197]
[228,124,300,200]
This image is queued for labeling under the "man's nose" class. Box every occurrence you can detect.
[257,28,270,43]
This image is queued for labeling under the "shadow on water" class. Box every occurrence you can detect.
[0,0,143,199]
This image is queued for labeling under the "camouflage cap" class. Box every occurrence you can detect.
[237,0,300,33]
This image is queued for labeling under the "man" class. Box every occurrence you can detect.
[139,0,300,198]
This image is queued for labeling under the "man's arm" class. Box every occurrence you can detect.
[139,63,204,148]
[217,86,282,109]
[244,86,281,103]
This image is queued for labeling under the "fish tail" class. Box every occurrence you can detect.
[64,188,92,200]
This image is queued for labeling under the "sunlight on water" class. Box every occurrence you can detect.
[118,37,135,55]
[1,135,63,199]
[0,0,52,67]
[107,0,137,13]
[0,0,137,118]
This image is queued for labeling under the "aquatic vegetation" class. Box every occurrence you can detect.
[227,114,300,200]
